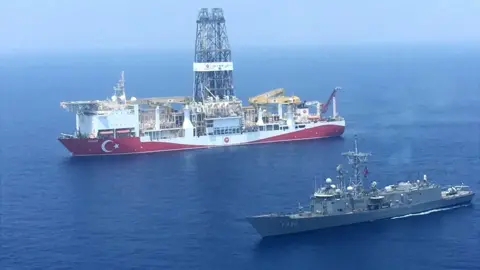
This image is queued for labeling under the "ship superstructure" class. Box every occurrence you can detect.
[58,8,345,156]
[246,136,475,237]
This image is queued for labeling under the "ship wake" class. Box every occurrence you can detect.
[390,204,469,220]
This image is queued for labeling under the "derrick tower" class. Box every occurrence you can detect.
[193,8,234,102]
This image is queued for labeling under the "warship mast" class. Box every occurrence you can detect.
[112,71,126,104]
[341,135,372,195]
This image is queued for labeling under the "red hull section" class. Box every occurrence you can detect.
[59,124,345,156]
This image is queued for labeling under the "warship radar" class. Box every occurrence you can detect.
[246,136,475,237]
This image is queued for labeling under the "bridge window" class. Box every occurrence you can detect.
[213,127,241,135]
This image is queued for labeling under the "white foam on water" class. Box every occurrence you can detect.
[390,204,469,220]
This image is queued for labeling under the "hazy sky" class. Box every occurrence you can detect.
[1,0,479,53]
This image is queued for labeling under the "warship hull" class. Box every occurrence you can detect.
[247,192,474,238]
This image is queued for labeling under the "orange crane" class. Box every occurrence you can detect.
[248,88,301,105]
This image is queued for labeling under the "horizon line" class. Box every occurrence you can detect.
[1,41,480,57]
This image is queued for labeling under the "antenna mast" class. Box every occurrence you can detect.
[341,135,371,193]
[113,71,126,104]
[336,164,346,191]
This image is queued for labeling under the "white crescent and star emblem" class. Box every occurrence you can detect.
[101,140,119,153]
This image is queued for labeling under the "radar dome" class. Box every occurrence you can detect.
[130,96,137,101]
[330,184,336,189]
[111,95,117,101]
[347,186,354,191]
[119,95,126,101]
[325,178,332,184]
[335,188,342,193]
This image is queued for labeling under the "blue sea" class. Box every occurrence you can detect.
[1,45,479,269]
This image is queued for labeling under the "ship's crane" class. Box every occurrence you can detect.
[248,88,301,105]
[320,87,341,116]
[246,88,300,124]
[300,87,341,119]
[248,88,284,104]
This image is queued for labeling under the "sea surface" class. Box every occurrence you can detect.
[1,45,480,269]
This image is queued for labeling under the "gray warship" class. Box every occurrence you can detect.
[247,136,475,237]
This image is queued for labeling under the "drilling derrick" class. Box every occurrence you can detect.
[193,8,234,102]
[56,8,346,157]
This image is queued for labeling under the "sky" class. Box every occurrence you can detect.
[1,0,480,54]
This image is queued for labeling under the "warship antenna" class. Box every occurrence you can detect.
[112,71,126,104]
[336,164,345,191]
[341,135,371,194]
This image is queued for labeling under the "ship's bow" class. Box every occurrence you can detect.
[58,136,140,156]
[58,137,83,156]
[246,214,303,237]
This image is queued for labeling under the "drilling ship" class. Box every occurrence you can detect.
[58,8,345,156]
